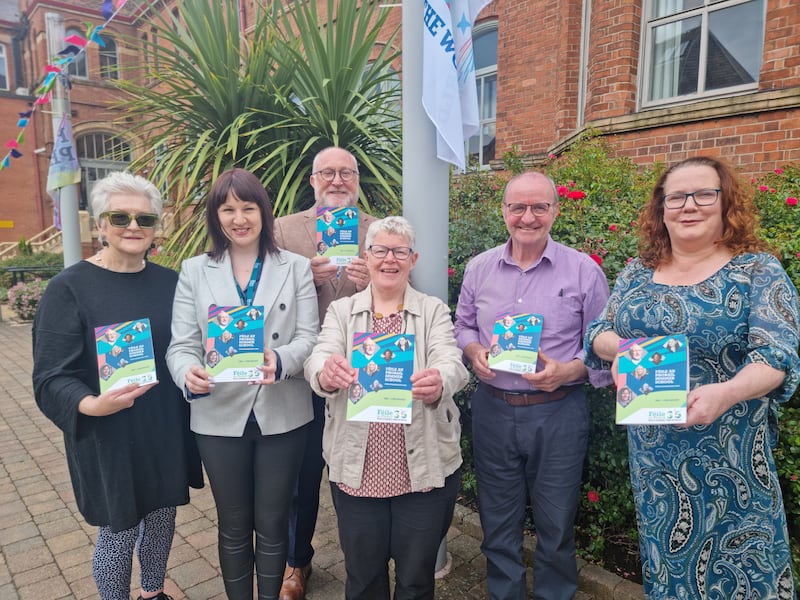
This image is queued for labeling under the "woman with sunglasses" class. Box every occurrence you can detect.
[304,216,468,599]
[32,171,203,600]
[166,168,318,600]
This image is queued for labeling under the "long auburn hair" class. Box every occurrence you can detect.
[205,168,277,261]
[638,156,773,268]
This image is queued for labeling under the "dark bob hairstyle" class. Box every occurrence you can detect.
[205,168,277,261]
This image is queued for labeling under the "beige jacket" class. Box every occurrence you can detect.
[304,284,468,491]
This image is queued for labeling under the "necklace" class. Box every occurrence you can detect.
[90,251,145,273]
[373,304,403,319]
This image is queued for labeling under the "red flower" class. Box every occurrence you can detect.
[609,224,618,232]
[759,185,769,192]
[587,490,600,503]
[448,267,455,277]
[589,254,602,266]
[556,185,570,197]
[775,168,784,174]
[786,197,798,206]
[771,188,776,193]
[791,473,797,481]
[566,190,586,200]
[568,180,575,187]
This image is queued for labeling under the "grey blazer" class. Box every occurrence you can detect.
[166,250,319,436]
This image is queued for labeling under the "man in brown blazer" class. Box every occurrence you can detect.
[274,146,377,600]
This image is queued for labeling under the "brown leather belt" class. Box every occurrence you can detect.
[485,383,581,406]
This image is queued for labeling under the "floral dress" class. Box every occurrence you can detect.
[585,253,800,600]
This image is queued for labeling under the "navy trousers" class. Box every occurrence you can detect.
[472,383,588,600]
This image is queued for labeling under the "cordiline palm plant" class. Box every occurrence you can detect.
[241,0,402,217]
[113,0,402,267]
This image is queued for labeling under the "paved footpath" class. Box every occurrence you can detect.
[0,315,642,599]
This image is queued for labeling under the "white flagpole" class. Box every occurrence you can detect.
[402,0,450,303]
[45,12,82,267]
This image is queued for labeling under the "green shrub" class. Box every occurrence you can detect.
[0,252,63,288]
[448,134,800,584]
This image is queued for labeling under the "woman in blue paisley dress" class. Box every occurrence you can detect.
[585,156,800,599]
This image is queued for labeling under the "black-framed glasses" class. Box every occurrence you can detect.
[661,188,720,210]
[368,245,413,260]
[504,202,554,217]
[99,211,159,228]
[313,168,359,182]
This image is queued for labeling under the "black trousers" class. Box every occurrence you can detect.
[330,469,460,600]
[196,422,307,600]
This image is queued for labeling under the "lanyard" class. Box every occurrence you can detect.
[236,256,263,306]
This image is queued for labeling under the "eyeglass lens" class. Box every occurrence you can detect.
[662,188,720,209]
[505,203,552,217]
[102,211,158,228]
[369,245,412,259]
[316,168,358,182]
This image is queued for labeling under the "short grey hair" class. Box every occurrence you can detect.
[365,216,416,249]
[90,171,163,217]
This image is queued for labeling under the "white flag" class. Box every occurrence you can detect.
[422,0,491,170]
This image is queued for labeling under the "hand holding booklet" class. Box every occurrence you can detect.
[488,312,543,374]
[347,332,414,424]
[615,335,688,425]
[316,206,359,265]
[95,318,157,393]
[206,305,265,383]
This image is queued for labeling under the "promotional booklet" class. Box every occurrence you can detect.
[316,205,359,265]
[347,332,415,424]
[94,318,157,393]
[206,305,265,383]
[488,312,544,375]
[615,334,689,425]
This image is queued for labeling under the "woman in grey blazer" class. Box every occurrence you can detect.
[166,169,319,600]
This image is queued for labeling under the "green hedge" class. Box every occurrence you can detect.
[448,136,800,583]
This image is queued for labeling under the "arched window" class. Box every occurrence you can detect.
[466,22,497,167]
[66,28,88,79]
[76,133,131,211]
[99,35,118,80]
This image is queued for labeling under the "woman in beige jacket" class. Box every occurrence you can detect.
[304,216,468,600]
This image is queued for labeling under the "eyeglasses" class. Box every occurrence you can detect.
[661,188,720,210]
[368,245,413,260]
[99,211,159,228]
[313,168,359,182]
[504,202,554,217]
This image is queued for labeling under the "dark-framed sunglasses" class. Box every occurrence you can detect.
[99,211,159,229]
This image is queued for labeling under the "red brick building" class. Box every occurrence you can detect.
[0,0,798,246]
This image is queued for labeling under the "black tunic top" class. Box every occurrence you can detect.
[32,261,203,532]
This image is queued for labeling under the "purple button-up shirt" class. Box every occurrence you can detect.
[454,237,613,391]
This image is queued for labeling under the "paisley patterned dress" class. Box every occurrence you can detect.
[585,253,800,600]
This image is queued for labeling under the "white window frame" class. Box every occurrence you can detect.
[467,20,497,169]
[77,133,131,212]
[640,0,765,109]
[98,35,119,80]
[66,27,88,79]
[0,44,8,90]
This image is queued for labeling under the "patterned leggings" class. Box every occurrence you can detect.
[92,506,177,600]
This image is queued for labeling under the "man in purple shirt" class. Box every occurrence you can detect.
[454,171,611,600]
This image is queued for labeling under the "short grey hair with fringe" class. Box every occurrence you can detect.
[365,216,416,249]
[90,171,163,218]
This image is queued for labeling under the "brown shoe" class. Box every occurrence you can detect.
[279,563,312,600]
